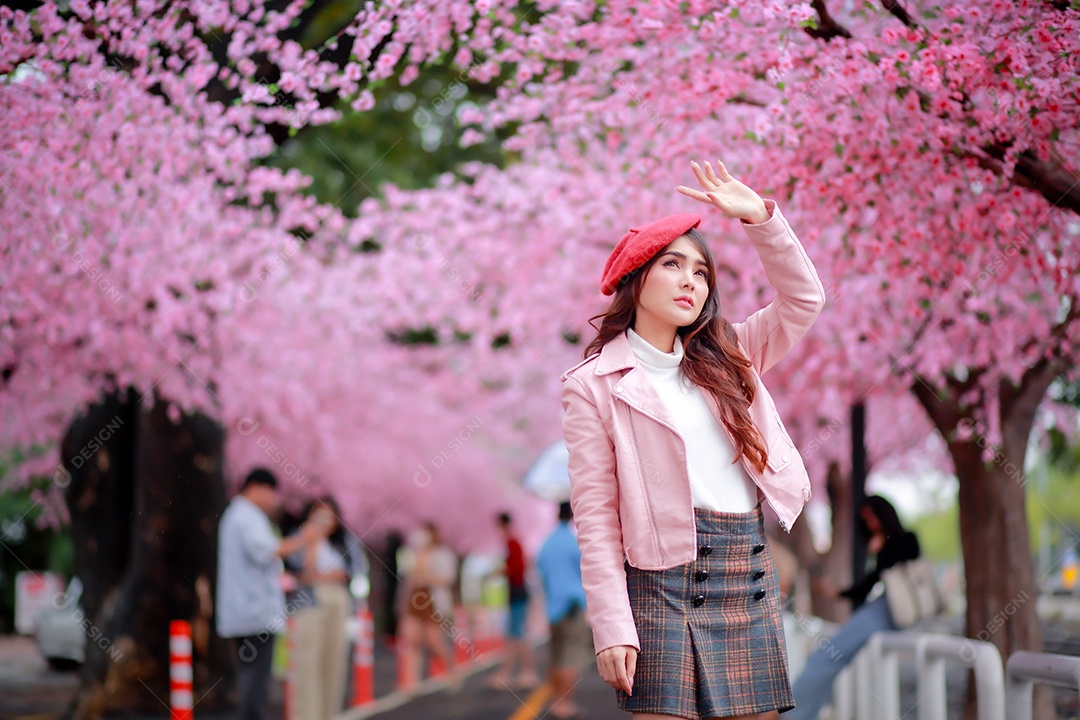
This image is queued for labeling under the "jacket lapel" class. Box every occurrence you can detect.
[598,333,678,431]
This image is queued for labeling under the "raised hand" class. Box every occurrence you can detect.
[676,160,770,224]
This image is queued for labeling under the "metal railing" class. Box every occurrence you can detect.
[1004,650,1080,720]
[785,612,1079,720]
[863,632,1004,720]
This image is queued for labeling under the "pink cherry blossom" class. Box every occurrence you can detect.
[2,1,1079,555]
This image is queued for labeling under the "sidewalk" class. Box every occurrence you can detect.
[0,634,512,720]
[0,635,79,720]
[338,642,620,720]
[5,601,1079,720]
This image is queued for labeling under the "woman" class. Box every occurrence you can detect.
[399,521,459,688]
[288,496,355,720]
[786,495,921,720]
[562,160,826,720]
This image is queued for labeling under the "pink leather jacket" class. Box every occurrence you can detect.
[560,201,826,654]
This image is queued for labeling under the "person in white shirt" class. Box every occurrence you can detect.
[399,522,459,689]
[288,495,356,720]
[216,469,331,720]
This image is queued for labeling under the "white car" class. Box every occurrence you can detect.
[35,578,85,669]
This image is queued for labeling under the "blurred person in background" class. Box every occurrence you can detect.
[216,469,330,720]
[535,502,591,720]
[287,495,356,720]
[488,511,540,689]
[786,495,921,720]
[399,521,459,688]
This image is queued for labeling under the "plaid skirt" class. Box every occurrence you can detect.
[618,506,793,718]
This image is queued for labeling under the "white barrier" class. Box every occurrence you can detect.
[792,624,1008,720]
[854,632,1004,720]
[832,661,855,720]
[866,632,908,718]
[918,634,1004,720]
[854,646,876,719]
[1005,650,1080,720]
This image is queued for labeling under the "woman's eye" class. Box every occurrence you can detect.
[695,270,707,278]
[664,260,678,268]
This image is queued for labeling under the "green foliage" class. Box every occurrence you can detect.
[909,463,1080,564]
[1027,466,1080,550]
[386,326,440,346]
[298,0,367,50]
[265,65,511,217]
[1047,427,1080,475]
[909,503,961,562]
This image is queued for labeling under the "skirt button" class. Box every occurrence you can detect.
[753,569,766,580]
[692,594,706,608]
[695,570,709,582]
[699,545,712,557]
[752,543,766,554]
[754,589,767,601]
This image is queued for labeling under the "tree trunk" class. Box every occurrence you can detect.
[913,362,1060,720]
[787,461,854,622]
[61,391,234,718]
[951,442,1046,718]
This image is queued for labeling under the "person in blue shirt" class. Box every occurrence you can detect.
[535,502,591,720]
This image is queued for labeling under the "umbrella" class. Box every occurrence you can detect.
[521,440,571,501]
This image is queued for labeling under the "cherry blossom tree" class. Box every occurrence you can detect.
[339,0,1080,684]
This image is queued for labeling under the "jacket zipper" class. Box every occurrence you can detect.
[616,387,793,541]
[730,451,790,535]
[620,399,666,566]
[720,418,793,534]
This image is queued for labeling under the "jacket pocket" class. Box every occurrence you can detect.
[766,418,796,472]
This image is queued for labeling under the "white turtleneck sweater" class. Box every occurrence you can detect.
[626,329,759,513]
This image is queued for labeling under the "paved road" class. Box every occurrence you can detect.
[5,608,1080,720]
[343,647,621,720]
[0,633,623,720]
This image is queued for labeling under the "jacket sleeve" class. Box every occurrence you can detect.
[561,374,641,654]
[732,200,827,376]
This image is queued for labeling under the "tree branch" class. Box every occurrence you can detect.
[728,94,767,108]
[805,0,853,41]
[807,0,918,41]
[1013,149,1080,216]
[999,355,1062,453]
[880,1,917,28]
[910,376,960,435]
[1017,293,1080,361]
[945,367,984,405]
[965,146,1080,217]
[910,364,991,439]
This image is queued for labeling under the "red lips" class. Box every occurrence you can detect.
[674,295,694,308]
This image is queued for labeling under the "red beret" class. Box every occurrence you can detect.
[600,213,702,295]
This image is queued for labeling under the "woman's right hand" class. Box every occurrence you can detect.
[676,160,770,224]
[596,645,637,694]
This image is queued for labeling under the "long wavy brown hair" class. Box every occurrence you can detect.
[585,229,768,473]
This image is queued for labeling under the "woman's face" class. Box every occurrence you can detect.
[636,236,710,332]
[314,502,339,532]
[411,526,433,549]
[861,506,881,534]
